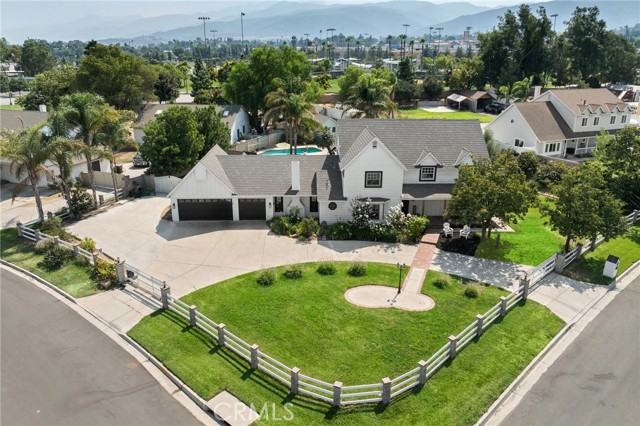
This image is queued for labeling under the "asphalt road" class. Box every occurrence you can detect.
[0,268,202,426]
[501,274,640,426]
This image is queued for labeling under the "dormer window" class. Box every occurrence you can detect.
[610,116,616,125]
[593,117,599,126]
[420,166,437,181]
[581,118,588,127]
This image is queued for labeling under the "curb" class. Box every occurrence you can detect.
[0,260,218,425]
[476,259,640,426]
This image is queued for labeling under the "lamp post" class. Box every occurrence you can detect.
[550,13,558,32]
[402,24,410,59]
[240,12,246,58]
[197,16,210,48]
[436,27,443,56]
[397,263,406,294]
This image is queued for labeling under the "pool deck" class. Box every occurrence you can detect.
[257,145,327,155]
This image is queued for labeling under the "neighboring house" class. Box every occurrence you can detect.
[312,111,337,134]
[132,104,251,146]
[1,62,24,78]
[167,119,488,223]
[446,90,492,112]
[0,110,109,187]
[486,88,633,159]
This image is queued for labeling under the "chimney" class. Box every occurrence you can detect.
[38,104,47,113]
[291,161,300,191]
[533,86,541,99]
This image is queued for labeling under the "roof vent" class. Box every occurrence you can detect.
[372,140,377,149]
[222,110,230,117]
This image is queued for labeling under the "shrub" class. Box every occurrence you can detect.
[39,243,74,271]
[517,152,541,179]
[433,276,450,289]
[297,217,320,240]
[316,263,336,275]
[406,216,430,243]
[464,286,479,298]
[69,184,95,217]
[39,216,74,241]
[257,269,276,286]
[268,216,295,236]
[347,262,367,277]
[283,265,303,279]
[78,237,96,253]
[385,203,407,231]
[93,258,117,285]
[370,223,399,243]
[350,198,374,228]
[34,239,55,254]
[327,222,352,240]
[536,161,567,188]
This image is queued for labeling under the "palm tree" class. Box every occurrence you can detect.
[344,74,397,119]
[345,36,352,60]
[386,35,393,59]
[419,38,426,67]
[56,92,109,205]
[399,34,407,59]
[0,123,65,222]
[264,77,316,155]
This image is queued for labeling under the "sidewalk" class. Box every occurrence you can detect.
[402,233,439,294]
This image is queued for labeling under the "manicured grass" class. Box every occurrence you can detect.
[0,104,24,110]
[398,108,494,123]
[0,228,101,297]
[563,225,640,285]
[128,265,564,425]
[475,197,564,266]
[324,78,341,94]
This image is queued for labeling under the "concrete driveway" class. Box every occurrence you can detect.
[0,182,67,228]
[67,196,417,297]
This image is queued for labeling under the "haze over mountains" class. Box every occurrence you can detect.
[2,0,638,44]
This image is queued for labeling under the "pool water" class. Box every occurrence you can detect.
[260,147,323,155]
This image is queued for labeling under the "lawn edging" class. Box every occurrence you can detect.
[477,259,640,426]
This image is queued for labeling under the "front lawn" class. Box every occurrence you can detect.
[0,104,24,110]
[0,228,101,297]
[128,265,564,425]
[475,197,564,266]
[398,108,494,123]
[563,225,640,285]
[324,78,341,94]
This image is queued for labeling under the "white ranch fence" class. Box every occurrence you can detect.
[12,209,639,407]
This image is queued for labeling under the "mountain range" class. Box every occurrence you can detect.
[1,1,638,44]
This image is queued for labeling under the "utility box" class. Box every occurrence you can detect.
[603,255,620,279]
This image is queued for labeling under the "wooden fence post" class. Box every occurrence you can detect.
[160,286,171,310]
[34,230,41,242]
[16,222,23,238]
[250,344,260,369]
[53,236,60,246]
[115,259,126,284]
[92,252,99,266]
[475,314,484,336]
[332,381,342,407]
[521,278,530,301]
[290,368,300,394]
[417,360,428,385]
[554,252,566,273]
[189,305,197,326]
[448,335,457,359]
[381,377,392,404]
[217,324,226,347]
[499,296,508,316]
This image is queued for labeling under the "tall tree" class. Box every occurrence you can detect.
[564,6,608,82]
[139,106,204,176]
[343,74,397,119]
[154,65,180,103]
[193,106,231,154]
[56,92,110,205]
[543,163,626,253]
[446,152,537,238]
[597,126,640,210]
[20,39,56,77]
[76,43,157,111]
[337,66,366,100]
[16,66,77,110]
[190,58,212,97]
[0,123,65,221]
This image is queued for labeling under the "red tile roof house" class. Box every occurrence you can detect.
[167,119,488,223]
[485,88,633,161]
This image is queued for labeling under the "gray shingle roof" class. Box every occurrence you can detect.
[337,119,488,168]
[543,88,628,114]
[0,110,49,132]
[133,104,241,129]
[205,154,343,199]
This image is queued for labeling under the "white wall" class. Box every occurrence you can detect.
[133,128,144,144]
[318,201,351,224]
[341,140,404,208]
[403,166,459,184]
[231,109,251,144]
[169,163,233,221]
[486,106,539,153]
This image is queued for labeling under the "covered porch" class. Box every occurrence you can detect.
[401,184,454,217]
[562,136,598,158]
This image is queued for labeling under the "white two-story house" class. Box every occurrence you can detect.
[167,119,488,223]
[486,88,632,160]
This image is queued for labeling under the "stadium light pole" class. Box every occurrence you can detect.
[197,16,210,47]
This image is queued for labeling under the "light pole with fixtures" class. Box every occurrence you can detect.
[197,16,210,48]
[397,263,406,294]
[436,27,443,56]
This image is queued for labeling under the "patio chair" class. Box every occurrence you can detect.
[460,225,471,240]
[442,222,454,238]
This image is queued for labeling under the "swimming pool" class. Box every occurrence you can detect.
[259,146,323,155]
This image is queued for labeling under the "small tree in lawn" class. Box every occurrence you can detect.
[542,163,626,253]
[446,152,537,239]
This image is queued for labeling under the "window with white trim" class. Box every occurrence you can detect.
[514,138,524,148]
[544,142,561,153]
[621,115,627,124]
[419,166,437,181]
[364,171,382,188]
[369,204,382,220]
[593,117,599,126]
[581,117,588,127]
[610,116,616,125]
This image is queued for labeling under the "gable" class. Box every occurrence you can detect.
[414,151,443,167]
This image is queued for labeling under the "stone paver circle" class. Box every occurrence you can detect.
[345,285,435,312]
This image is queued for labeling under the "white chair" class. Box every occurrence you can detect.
[442,222,454,238]
[460,225,471,240]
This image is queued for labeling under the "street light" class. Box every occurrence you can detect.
[240,12,246,58]
[397,263,406,294]
[197,16,210,47]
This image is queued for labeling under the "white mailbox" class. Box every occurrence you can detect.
[603,255,620,279]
